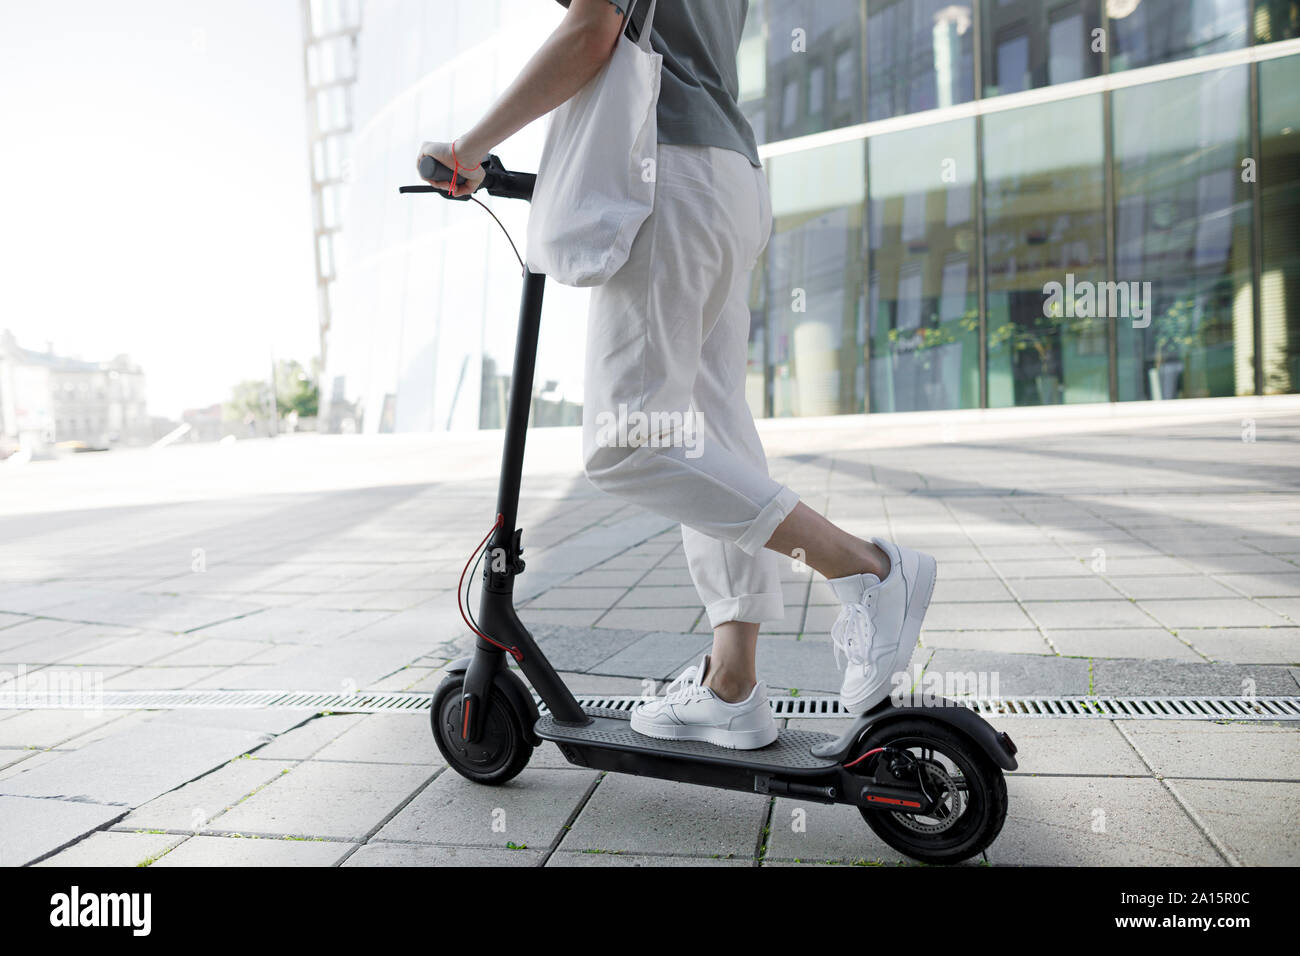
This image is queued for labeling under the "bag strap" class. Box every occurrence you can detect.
[619,0,658,52]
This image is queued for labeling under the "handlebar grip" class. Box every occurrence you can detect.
[419,154,467,186]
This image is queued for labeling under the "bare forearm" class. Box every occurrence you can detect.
[456,23,613,161]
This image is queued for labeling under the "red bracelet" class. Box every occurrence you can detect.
[450,140,481,197]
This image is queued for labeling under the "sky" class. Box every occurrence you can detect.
[0,0,319,420]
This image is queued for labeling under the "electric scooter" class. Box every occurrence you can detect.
[400,155,1018,865]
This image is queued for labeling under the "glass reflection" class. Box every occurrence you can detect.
[867,0,975,120]
[747,0,866,144]
[1109,0,1248,72]
[764,141,868,417]
[1113,67,1254,401]
[984,96,1108,407]
[1254,1,1300,42]
[1259,54,1300,394]
[982,0,1102,97]
[868,119,979,412]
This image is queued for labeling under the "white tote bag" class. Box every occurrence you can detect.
[525,0,661,287]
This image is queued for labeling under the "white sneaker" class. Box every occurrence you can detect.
[826,538,937,715]
[629,654,779,750]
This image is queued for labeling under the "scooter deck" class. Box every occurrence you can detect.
[536,707,841,775]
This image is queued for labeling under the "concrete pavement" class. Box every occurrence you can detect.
[1,395,1298,866]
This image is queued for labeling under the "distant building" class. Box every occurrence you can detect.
[0,329,151,454]
[181,403,231,443]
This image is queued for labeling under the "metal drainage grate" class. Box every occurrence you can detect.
[0,690,1297,720]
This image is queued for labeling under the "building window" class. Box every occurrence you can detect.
[1109,0,1248,72]
[1259,54,1300,394]
[1113,67,1255,401]
[867,0,974,120]
[982,0,1101,97]
[1254,1,1300,42]
[765,139,869,417]
[868,118,979,412]
[984,95,1108,408]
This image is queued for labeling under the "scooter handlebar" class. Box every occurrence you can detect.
[400,153,535,202]
[417,154,464,186]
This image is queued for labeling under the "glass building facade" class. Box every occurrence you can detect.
[319,0,1300,433]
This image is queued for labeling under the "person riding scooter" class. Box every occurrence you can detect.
[417,0,936,751]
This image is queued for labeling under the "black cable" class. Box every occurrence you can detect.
[468,195,525,271]
[465,537,490,635]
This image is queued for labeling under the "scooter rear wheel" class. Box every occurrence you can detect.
[430,675,533,785]
[852,719,1007,865]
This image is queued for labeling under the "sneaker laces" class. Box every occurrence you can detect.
[661,664,711,704]
[831,591,877,670]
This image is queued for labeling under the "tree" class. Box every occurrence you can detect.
[274,359,319,418]
[222,359,319,428]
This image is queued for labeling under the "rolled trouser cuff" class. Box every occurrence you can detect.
[735,485,800,557]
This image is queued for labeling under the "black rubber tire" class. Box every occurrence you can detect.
[854,719,1008,865]
[430,674,533,785]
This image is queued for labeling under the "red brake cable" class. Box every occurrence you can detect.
[457,512,524,662]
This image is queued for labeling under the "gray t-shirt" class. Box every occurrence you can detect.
[553,0,761,167]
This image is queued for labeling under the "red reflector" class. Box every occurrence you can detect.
[866,795,921,808]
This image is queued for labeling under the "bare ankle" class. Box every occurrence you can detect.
[823,539,888,580]
[705,674,754,704]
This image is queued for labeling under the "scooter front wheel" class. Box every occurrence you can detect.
[430,674,533,785]
[852,719,1008,865]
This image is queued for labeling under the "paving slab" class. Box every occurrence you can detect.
[596,607,701,632]
[920,649,1090,696]
[0,617,90,648]
[0,795,128,867]
[187,638,436,691]
[1091,659,1298,695]
[0,709,136,749]
[981,717,1150,776]
[918,602,1038,630]
[1141,599,1290,629]
[1043,628,1201,660]
[0,712,276,805]
[764,799,933,865]
[149,834,355,866]
[0,584,121,615]
[1117,721,1300,780]
[247,714,366,760]
[1005,577,1123,602]
[0,749,62,779]
[919,629,1050,654]
[548,849,751,866]
[344,842,543,866]
[990,776,1223,866]
[588,631,712,681]
[310,714,442,766]
[102,665,229,689]
[1024,600,1157,629]
[1105,576,1241,600]
[115,756,297,831]
[1212,573,1300,598]
[148,638,270,667]
[560,775,767,859]
[44,592,267,633]
[1165,779,1300,865]
[190,606,389,644]
[374,767,595,848]
[526,587,630,610]
[757,636,919,695]
[530,623,649,672]
[53,633,201,666]
[1179,627,1300,664]
[214,760,434,841]
[36,829,185,867]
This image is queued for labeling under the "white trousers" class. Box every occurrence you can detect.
[581,143,801,628]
